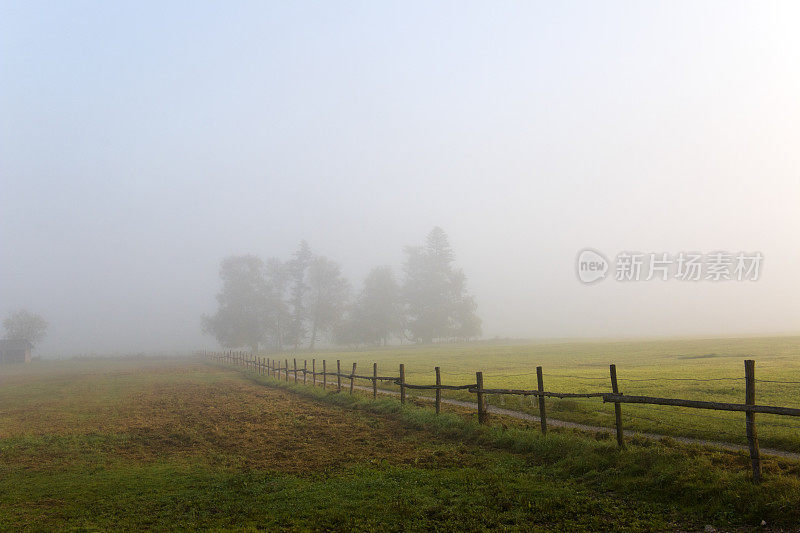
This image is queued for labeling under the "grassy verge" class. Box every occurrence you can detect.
[272,336,800,452]
[240,363,800,527]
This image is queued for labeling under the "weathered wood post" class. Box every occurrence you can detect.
[435,367,442,414]
[284,359,289,382]
[266,357,270,377]
[476,371,487,424]
[537,366,547,434]
[293,359,298,383]
[303,360,307,384]
[745,359,762,482]
[399,364,406,404]
[312,359,316,386]
[373,362,378,399]
[322,360,327,389]
[610,364,624,448]
[350,363,357,395]
[336,360,342,392]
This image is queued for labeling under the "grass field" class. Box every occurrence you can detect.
[299,336,800,452]
[2,356,800,531]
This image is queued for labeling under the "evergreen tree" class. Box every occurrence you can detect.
[402,227,481,342]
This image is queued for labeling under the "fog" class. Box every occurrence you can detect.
[1,2,799,356]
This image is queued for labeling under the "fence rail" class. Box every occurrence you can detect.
[203,350,800,482]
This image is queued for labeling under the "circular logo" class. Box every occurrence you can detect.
[576,248,609,284]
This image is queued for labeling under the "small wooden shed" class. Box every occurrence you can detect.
[0,339,32,364]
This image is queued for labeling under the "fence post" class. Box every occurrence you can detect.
[312,359,316,386]
[293,359,298,383]
[284,359,289,382]
[373,362,378,399]
[476,371,487,424]
[435,367,441,414]
[610,364,624,448]
[336,360,342,392]
[350,362,357,395]
[537,366,547,434]
[322,360,327,389]
[303,360,307,384]
[399,364,406,404]
[745,359,762,482]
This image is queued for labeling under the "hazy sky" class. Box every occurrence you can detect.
[2,1,799,356]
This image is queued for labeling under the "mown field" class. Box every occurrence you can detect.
[303,336,800,452]
[2,357,800,531]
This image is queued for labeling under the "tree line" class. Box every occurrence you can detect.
[202,227,481,352]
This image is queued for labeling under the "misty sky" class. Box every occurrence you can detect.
[2,1,799,356]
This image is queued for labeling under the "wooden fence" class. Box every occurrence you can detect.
[204,351,800,482]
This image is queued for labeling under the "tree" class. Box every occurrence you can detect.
[402,227,481,343]
[306,256,350,349]
[349,266,403,346]
[202,255,270,353]
[285,241,313,349]
[264,258,291,351]
[3,310,48,347]
[448,269,482,340]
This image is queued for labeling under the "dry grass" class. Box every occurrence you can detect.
[0,359,486,475]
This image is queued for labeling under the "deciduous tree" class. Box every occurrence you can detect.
[2,309,48,347]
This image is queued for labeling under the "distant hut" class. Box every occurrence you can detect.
[0,339,32,364]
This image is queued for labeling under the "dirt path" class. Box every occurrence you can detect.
[270,368,800,461]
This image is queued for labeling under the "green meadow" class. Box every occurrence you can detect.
[2,356,800,531]
[301,336,800,452]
